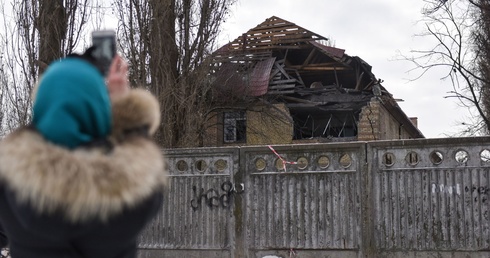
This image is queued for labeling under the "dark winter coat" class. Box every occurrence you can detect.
[0,89,168,258]
[0,223,6,248]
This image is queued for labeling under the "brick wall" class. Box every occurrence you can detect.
[202,104,293,147]
[204,98,417,146]
[358,98,416,141]
[358,98,381,141]
[246,103,293,145]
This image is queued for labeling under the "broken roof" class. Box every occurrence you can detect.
[211,16,424,139]
[216,16,327,53]
[212,16,377,93]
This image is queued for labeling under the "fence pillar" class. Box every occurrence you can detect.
[360,143,377,257]
[233,150,246,258]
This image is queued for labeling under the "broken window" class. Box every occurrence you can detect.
[292,111,358,140]
[223,111,246,143]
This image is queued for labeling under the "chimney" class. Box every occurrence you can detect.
[409,117,418,128]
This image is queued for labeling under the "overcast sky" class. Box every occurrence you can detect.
[218,0,469,139]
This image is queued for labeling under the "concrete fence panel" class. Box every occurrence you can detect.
[137,137,490,258]
[369,138,490,258]
[138,147,240,258]
[239,143,365,258]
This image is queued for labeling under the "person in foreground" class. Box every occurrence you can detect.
[0,48,167,258]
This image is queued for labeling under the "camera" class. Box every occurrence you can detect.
[91,30,116,76]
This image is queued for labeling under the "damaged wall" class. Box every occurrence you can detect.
[201,98,417,147]
[358,98,415,141]
[246,103,293,145]
[201,104,293,147]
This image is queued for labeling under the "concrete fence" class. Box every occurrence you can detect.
[137,137,490,258]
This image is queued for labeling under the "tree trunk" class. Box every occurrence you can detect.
[37,0,67,74]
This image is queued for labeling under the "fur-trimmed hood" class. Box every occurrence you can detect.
[0,89,167,222]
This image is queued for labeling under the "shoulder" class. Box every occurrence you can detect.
[111,88,160,142]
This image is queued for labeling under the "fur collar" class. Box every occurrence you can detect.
[0,89,167,222]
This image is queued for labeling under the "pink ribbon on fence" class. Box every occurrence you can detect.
[268,145,297,172]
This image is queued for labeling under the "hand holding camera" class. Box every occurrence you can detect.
[91,30,116,76]
[91,30,129,99]
[106,55,130,99]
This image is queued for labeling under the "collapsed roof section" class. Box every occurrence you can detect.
[211,16,378,97]
[210,16,424,140]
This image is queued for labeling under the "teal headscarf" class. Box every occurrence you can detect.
[33,57,112,149]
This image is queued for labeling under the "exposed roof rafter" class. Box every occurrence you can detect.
[224,16,328,52]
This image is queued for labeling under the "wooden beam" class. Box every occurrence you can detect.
[227,45,305,51]
[269,84,296,90]
[270,79,297,85]
[267,90,296,95]
[230,35,319,48]
[290,62,341,68]
[281,95,316,104]
[273,62,291,80]
[301,49,317,67]
[298,66,350,71]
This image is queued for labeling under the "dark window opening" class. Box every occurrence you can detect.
[224,111,246,143]
[292,111,358,140]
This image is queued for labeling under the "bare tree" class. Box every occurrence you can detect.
[471,0,490,134]
[114,0,236,147]
[0,0,92,135]
[405,0,490,136]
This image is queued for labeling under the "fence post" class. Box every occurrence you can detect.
[360,142,377,257]
[233,148,246,258]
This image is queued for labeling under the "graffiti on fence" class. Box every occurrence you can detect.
[465,185,489,195]
[465,185,489,203]
[431,184,489,203]
[190,181,245,211]
[431,184,461,195]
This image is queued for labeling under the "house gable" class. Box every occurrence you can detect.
[205,16,423,147]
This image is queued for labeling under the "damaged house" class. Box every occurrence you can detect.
[202,16,423,147]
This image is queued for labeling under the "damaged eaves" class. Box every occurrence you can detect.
[211,16,424,140]
[282,84,372,118]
